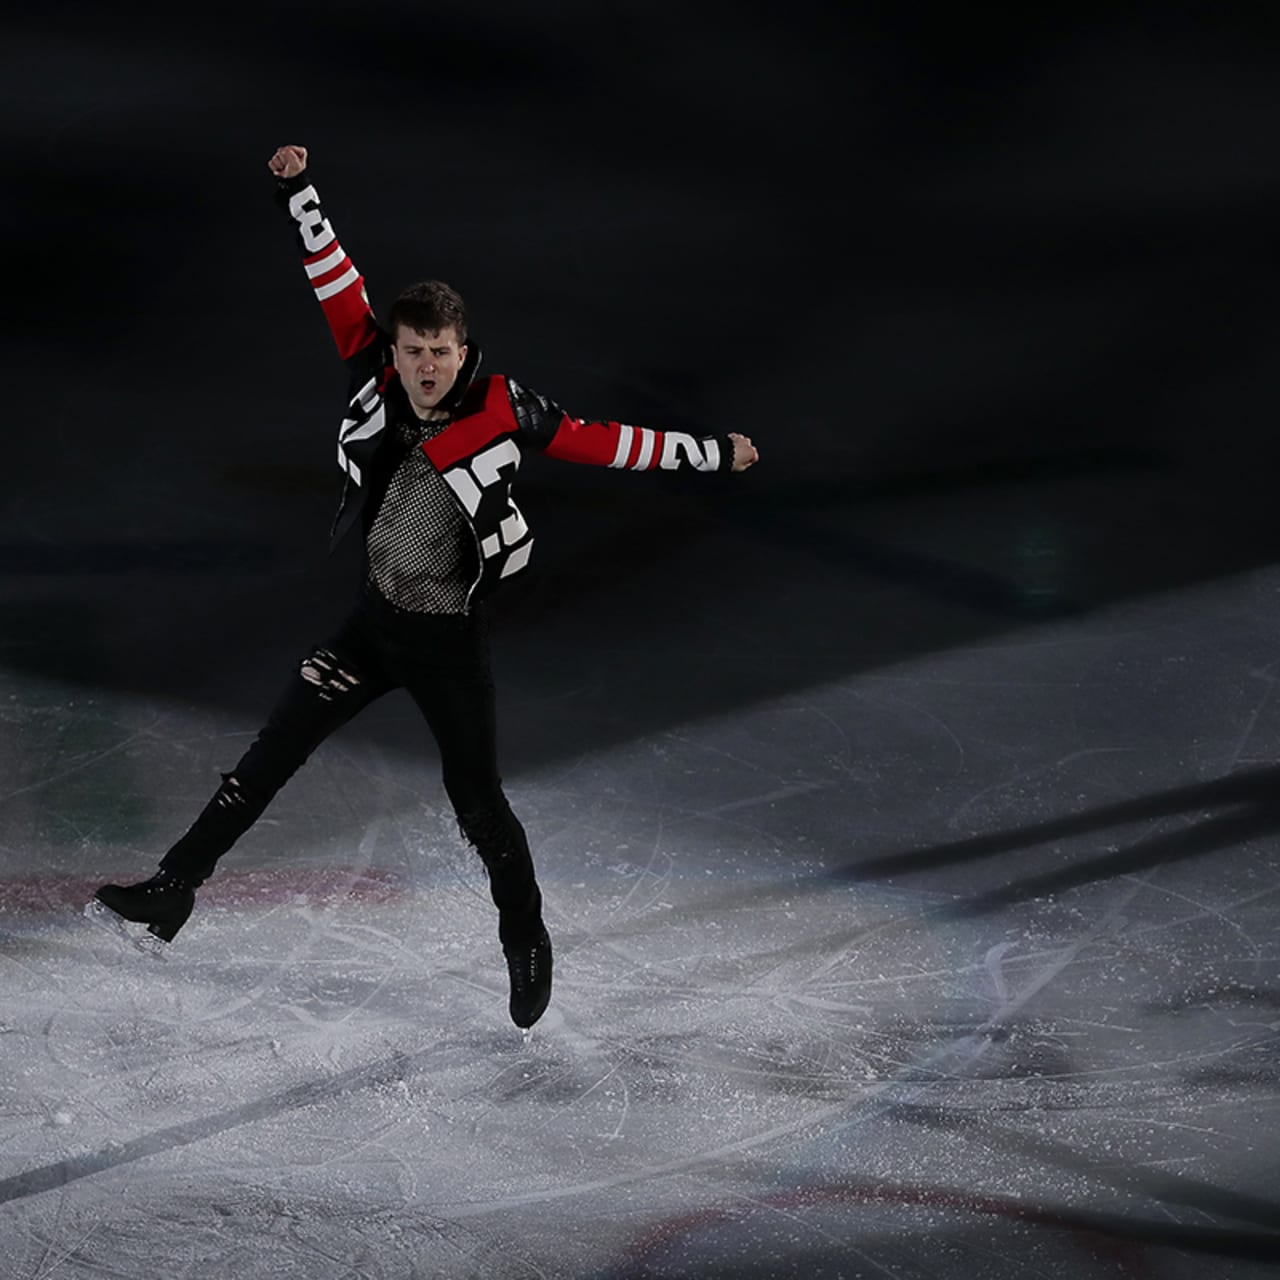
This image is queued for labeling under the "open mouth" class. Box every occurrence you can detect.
[419,379,437,394]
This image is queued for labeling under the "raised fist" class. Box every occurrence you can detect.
[267,145,308,179]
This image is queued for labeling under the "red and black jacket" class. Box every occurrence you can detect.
[276,173,734,606]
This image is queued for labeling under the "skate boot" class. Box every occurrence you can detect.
[89,868,196,944]
[504,926,553,1030]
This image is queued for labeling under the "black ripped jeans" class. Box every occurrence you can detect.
[160,589,543,947]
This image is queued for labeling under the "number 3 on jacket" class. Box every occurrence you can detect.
[287,188,335,254]
[440,438,533,579]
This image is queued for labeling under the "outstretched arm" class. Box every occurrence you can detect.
[267,144,381,364]
[507,379,759,474]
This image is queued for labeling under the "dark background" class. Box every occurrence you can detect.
[5,1,1280,766]
[6,10,1280,1275]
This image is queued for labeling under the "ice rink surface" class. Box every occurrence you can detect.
[6,553,1280,1278]
[6,2,1280,1276]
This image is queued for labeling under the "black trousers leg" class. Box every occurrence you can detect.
[161,614,391,885]
[386,608,543,946]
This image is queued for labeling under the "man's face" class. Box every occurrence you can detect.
[392,324,467,418]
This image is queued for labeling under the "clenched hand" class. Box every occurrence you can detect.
[729,432,759,472]
[267,145,308,179]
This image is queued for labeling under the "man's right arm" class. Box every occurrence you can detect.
[268,144,381,364]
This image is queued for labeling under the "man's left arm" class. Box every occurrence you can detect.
[507,380,759,474]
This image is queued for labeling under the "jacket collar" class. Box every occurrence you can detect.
[436,338,483,414]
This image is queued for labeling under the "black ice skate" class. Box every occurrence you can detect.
[86,869,195,947]
[504,927,553,1030]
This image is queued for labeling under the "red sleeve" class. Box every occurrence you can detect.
[280,180,381,363]
[543,416,728,473]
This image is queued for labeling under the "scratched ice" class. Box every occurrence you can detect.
[3,568,1280,1278]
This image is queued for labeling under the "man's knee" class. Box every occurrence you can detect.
[205,770,272,826]
[454,797,525,859]
[213,772,248,812]
[447,776,507,828]
[298,648,362,703]
[245,646,367,781]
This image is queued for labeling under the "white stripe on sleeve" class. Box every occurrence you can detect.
[631,428,656,471]
[305,244,347,279]
[314,264,360,302]
[610,423,634,469]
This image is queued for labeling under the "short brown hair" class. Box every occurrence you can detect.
[387,280,468,345]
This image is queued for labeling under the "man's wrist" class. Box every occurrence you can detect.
[718,435,736,473]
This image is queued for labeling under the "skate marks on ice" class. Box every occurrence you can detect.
[0,1035,491,1208]
[607,1180,1280,1280]
[6,577,1280,1276]
[480,875,1280,1269]
[503,716,1280,1271]
[7,898,1280,1256]
[16,856,1276,1279]
[0,1053,381,1206]
[0,913,559,1277]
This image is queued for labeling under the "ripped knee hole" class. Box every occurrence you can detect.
[215,772,247,811]
[300,649,361,700]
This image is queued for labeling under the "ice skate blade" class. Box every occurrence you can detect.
[83,900,170,959]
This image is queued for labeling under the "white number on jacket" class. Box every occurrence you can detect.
[288,185,337,253]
